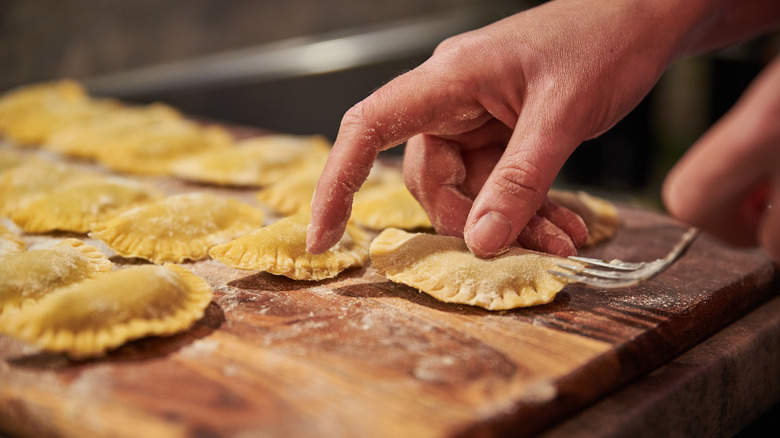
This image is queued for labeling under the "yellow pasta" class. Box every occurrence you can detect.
[369,228,580,310]
[94,120,234,175]
[0,160,100,217]
[255,161,323,215]
[209,214,368,280]
[0,239,112,315]
[12,177,164,233]
[43,102,183,159]
[89,192,265,263]
[0,79,119,146]
[0,223,25,257]
[0,264,213,359]
[170,134,331,186]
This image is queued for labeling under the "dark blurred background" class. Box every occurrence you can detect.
[0,0,777,207]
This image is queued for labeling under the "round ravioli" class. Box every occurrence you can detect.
[43,102,183,159]
[0,239,112,315]
[0,160,100,216]
[93,120,233,175]
[255,162,323,215]
[170,134,330,186]
[12,177,164,233]
[209,214,369,281]
[89,192,265,264]
[0,264,213,359]
[0,223,26,257]
[0,148,25,174]
[352,183,431,230]
[369,228,580,311]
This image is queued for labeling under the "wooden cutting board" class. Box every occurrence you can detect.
[0,144,777,438]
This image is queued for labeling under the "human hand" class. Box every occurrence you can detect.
[663,56,780,265]
[307,0,679,257]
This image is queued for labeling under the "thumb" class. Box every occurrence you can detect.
[464,126,577,258]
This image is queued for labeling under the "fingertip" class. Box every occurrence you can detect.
[305,214,349,254]
[465,211,514,258]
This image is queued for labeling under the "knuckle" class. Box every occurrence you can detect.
[339,101,386,150]
[491,161,548,203]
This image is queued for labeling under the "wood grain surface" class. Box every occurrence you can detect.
[0,140,777,438]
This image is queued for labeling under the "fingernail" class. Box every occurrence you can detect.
[468,211,512,256]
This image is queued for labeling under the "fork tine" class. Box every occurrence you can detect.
[565,256,645,271]
[549,270,649,288]
[551,227,700,288]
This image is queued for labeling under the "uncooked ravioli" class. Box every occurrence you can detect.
[89,192,265,264]
[170,134,331,186]
[255,161,323,215]
[0,224,25,257]
[0,79,93,145]
[352,183,431,230]
[0,160,100,216]
[209,214,369,281]
[12,178,164,233]
[93,120,233,175]
[0,239,112,315]
[43,102,183,159]
[0,264,213,359]
[369,228,580,310]
[0,148,24,173]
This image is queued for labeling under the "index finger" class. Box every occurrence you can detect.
[306,66,486,253]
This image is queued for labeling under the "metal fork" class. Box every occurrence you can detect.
[550,227,700,288]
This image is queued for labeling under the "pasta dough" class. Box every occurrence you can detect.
[170,134,331,186]
[0,80,119,146]
[0,148,24,173]
[255,161,323,215]
[12,178,164,233]
[0,224,25,257]
[369,228,579,310]
[89,192,265,263]
[352,182,431,230]
[209,214,369,280]
[0,239,112,315]
[94,120,233,175]
[255,161,391,216]
[43,102,183,159]
[0,160,100,216]
[0,264,213,359]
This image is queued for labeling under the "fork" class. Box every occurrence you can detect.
[550,227,700,288]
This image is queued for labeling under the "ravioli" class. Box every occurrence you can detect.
[94,120,234,175]
[209,214,369,280]
[0,264,213,359]
[89,192,265,263]
[170,134,331,186]
[548,189,620,246]
[369,228,580,310]
[254,161,391,216]
[0,160,100,217]
[0,79,88,142]
[0,80,119,146]
[0,224,25,257]
[43,103,183,159]
[352,182,431,230]
[12,178,164,233]
[255,162,323,215]
[0,239,112,315]
[0,148,25,173]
